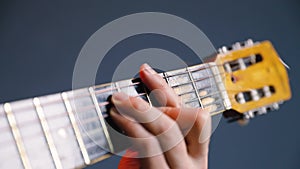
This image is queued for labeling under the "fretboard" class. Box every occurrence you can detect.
[0,62,230,169]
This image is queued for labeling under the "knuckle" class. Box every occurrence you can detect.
[154,119,175,135]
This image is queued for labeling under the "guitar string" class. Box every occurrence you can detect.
[0,80,230,134]
[2,59,257,117]
[0,91,231,147]
[0,92,224,147]
[0,63,227,114]
[0,70,240,135]
[0,63,242,142]
[0,94,234,148]
[0,67,228,120]
[0,90,225,136]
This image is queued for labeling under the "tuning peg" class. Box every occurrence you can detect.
[243,110,255,119]
[218,39,255,54]
[224,102,280,125]
[267,102,280,111]
[244,39,254,47]
[218,46,229,54]
[232,42,242,50]
[258,106,267,115]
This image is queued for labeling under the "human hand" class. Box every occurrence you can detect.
[110,64,211,169]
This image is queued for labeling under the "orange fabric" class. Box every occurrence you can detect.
[118,149,140,169]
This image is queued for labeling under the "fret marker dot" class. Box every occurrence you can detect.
[58,128,67,138]
[199,90,208,97]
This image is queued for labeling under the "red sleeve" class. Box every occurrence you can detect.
[118,149,141,169]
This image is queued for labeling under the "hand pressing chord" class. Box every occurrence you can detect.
[111,64,211,169]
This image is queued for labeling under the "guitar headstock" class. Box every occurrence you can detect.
[212,40,291,121]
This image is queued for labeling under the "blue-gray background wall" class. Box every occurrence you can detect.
[0,0,299,168]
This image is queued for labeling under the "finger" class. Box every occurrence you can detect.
[110,108,169,169]
[140,63,181,107]
[112,92,189,168]
[159,107,211,158]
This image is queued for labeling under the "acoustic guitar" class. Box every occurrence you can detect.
[0,39,291,169]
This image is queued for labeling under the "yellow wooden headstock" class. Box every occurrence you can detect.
[214,40,291,118]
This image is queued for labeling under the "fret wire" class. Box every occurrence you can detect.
[88,87,114,153]
[187,68,204,109]
[163,72,170,84]
[61,92,91,165]
[1,64,226,115]
[4,103,32,169]
[143,84,152,107]
[33,98,63,169]
[115,82,121,92]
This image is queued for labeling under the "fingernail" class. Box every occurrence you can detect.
[143,63,156,74]
[112,92,128,103]
[110,107,118,116]
[134,97,150,112]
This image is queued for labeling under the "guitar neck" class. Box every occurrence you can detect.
[0,62,229,169]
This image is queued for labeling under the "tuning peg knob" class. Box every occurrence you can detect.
[232,42,242,50]
[218,39,255,54]
[260,106,268,114]
[243,110,255,119]
[218,46,228,54]
[272,103,279,110]
[266,102,280,111]
[244,39,254,47]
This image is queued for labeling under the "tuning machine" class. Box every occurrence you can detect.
[218,39,255,54]
[239,102,281,126]
[224,102,281,125]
